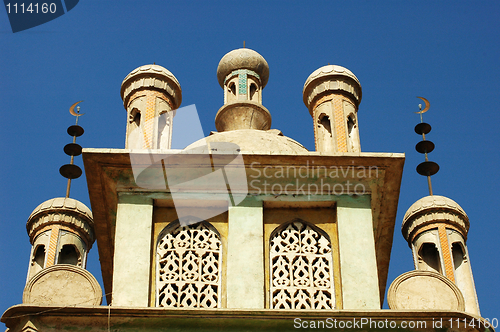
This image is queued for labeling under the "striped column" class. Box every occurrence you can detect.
[438,225,455,282]
[45,225,61,267]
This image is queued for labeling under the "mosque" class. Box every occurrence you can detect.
[1,48,488,331]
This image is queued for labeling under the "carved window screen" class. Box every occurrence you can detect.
[270,220,335,309]
[156,221,222,308]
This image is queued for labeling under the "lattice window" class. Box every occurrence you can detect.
[156,221,222,308]
[270,220,334,309]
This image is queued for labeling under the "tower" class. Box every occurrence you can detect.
[402,196,480,315]
[388,98,480,315]
[26,197,95,281]
[120,64,182,149]
[215,48,271,131]
[20,104,102,309]
[303,65,362,153]
[23,197,101,307]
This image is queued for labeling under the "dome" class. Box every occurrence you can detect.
[27,197,94,242]
[217,48,270,88]
[29,197,93,222]
[402,195,469,241]
[120,64,182,108]
[184,129,308,153]
[303,64,362,109]
[303,64,360,89]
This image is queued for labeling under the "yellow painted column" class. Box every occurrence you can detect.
[45,225,60,267]
[438,224,455,282]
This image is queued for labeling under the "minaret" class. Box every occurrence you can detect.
[121,64,182,149]
[215,48,271,131]
[22,103,101,307]
[26,103,95,280]
[26,197,95,281]
[397,99,480,315]
[303,65,362,153]
[402,196,480,315]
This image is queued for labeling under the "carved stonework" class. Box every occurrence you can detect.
[121,64,182,109]
[27,197,94,248]
[305,79,361,113]
[27,211,94,247]
[21,321,38,332]
[156,221,222,308]
[303,65,362,114]
[270,220,334,309]
[402,195,470,242]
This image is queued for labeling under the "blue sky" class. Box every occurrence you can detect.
[1,0,499,324]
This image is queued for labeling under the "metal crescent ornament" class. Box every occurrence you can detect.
[415,97,430,114]
[69,100,84,116]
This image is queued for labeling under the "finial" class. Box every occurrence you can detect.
[415,96,430,123]
[243,40,245,48]
[413,97,439,196]
[60,101,85,198]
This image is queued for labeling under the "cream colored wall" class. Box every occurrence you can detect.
[336,195,380,309]
[226,202,264,308]
[112,195,153,307]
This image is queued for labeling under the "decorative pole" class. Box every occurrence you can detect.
[59,101,85,198]
[414,97,439,195]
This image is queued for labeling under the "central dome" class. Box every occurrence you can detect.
[217,48,270,88]
[185,129,308,153]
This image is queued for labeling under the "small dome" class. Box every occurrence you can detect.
[185,129,308,153]
[402,195,469,241]
[303,64,362,109]
[27,197,94,243]
[217,48,270,88]
[29,197,93,222]
[304,65,360,90]
[121,64,182,108]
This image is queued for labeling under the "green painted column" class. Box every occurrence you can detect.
[226,200,264,308]
[337,195,380,309]
[112,194,153,307]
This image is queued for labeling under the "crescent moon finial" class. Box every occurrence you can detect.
[69,100,84,117]
[415,97,430,114]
